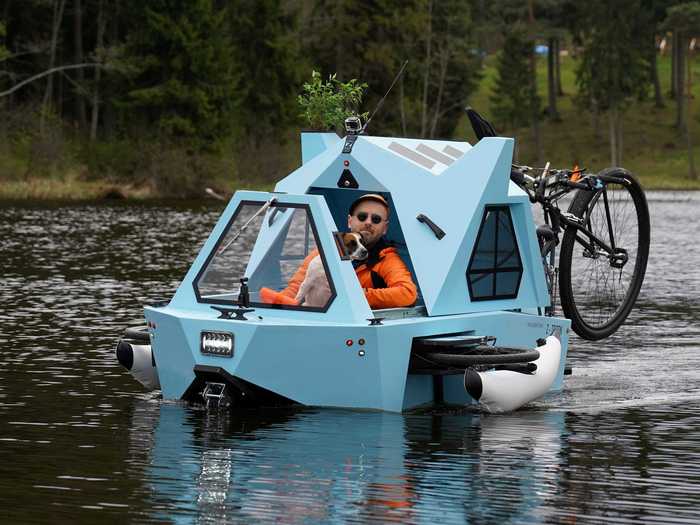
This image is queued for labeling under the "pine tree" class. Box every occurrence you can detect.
[301,0,482,139]
[120,0,239,149]
[576,1,649,165]
[490,27,538,131]
[228,0,301,142]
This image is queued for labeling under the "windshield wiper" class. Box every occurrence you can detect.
[218,197,277,255]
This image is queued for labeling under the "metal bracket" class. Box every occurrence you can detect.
[202,382,228,409]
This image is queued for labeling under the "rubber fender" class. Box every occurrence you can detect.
[115,340,160,391]
[463,335,562,413]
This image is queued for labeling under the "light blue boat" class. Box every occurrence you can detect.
[116,126,571,413]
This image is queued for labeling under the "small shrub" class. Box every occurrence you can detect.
[81,140,145,182]
[297,70,369,132]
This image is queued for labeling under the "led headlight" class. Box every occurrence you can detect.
[201,331,234,357]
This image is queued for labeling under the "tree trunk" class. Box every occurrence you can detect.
[555,37,564,96]
[334,0,343,79]
[2,0,12,109]
[528,0,542,164]
[90,0,106,141]
[676,33,686,130]
[102,0,118,138]
[617,112,623,165]
[429,50,448,138]
[609,106,618,166]
[687,46,697,179]
[651,33,664,108]
[671,31,678,99]
[73,0,87,131]
[420,0,433,138]
[546,37,559,120]
[591,97,601,140]
[399,74,407,136]
[41,0,67,134]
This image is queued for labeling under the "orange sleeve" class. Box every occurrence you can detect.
[279,249,319,299]
[259,287,299,305]
[363,252,417,309]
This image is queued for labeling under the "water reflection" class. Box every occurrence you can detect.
[2,194,700,523]
[131,402,567,524]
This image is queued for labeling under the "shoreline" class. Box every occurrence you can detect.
[1,177,698,202]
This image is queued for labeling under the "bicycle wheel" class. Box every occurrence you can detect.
[421,347,541,367]
[559,168,650,340]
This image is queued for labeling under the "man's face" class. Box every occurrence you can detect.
[347,200,389,248]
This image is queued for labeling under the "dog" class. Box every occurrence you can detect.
[295,232,368,307]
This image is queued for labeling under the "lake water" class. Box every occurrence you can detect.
[1,192,699,524]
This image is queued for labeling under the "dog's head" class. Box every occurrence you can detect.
[342,232,368,260]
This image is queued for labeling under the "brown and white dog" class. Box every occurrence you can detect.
[295,232,368,307]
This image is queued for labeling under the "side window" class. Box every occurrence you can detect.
[466,206,523,301]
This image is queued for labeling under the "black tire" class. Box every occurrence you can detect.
[559,168,650,340]
[123,325,150,343]
[422,347,541,366]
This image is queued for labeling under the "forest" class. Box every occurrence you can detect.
[1,0,699,199]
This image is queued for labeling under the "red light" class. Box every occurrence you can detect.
[343,160,350,167]
[345,339,353,346]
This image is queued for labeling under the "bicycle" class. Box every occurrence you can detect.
[465,107,650,341]
[510,162,650,340]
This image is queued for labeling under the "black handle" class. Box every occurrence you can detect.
[416,214,445,240]
[238,277,250,308]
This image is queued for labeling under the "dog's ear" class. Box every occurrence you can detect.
[334,231,353,259]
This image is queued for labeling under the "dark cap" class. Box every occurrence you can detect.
[349,193,390,215]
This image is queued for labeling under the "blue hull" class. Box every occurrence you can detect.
[145,306,569,412]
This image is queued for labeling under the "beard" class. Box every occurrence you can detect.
[359,229,380,248]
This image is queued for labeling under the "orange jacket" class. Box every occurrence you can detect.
[267,246,417,309]
[354,246,417,309]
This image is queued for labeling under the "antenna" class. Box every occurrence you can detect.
[361,60,408,134]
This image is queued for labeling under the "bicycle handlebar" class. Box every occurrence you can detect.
[510,163,598,204]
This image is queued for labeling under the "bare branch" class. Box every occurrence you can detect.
[0,63,103,98]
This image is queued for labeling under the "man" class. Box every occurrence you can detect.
[345,193,417,309]
[263,194,417,309]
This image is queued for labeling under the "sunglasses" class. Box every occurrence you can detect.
[355,212,386,225]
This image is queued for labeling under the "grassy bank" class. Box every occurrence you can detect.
[2,52,700,201]
[459,51,700,190]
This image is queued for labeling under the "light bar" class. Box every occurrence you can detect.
[201,331,234,357]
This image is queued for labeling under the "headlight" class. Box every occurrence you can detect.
[201,331,234,357]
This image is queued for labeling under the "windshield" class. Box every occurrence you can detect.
[194,201,336,311]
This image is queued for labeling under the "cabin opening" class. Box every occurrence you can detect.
[308,187,424,308]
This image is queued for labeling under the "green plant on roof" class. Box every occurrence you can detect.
[298,70,369,132]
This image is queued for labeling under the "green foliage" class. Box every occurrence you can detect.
[663,2,700,33]
[227,0,301,141]
[119,0,239,150]
[575,1,650,112]
[81,140,145,182]
[0,22,9,63]
[297,70,368,131]
[302,0,482,138]
[490,27,539,130]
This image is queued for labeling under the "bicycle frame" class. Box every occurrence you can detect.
[534,179,622,316]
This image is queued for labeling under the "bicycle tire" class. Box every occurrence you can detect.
[559,168,650,340]
[418,346,541,367]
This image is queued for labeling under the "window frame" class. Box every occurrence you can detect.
[466,205,523,301]
[192,200,337,312]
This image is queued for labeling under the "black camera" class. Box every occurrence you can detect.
[344,116,362,134]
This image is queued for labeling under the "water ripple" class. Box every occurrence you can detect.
[0,194,698,523]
